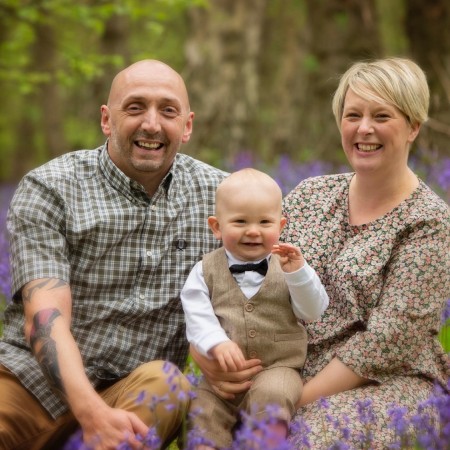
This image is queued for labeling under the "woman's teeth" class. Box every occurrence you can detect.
[358,144,380,152]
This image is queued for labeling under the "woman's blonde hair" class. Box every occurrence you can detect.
[332,57,429,130]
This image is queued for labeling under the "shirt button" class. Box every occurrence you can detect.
[151,205,157,211]
[245,303,254,312]
[139,294,145,300]
[248,329,256,338]
[249,351,258,358]
[146,250,152,257]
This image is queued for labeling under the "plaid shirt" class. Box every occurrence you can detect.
[1,144,226,418]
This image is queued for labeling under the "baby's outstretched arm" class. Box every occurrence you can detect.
[272,243,305,273]
[210,341,246,372]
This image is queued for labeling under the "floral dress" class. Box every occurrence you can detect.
[281,173,449,448]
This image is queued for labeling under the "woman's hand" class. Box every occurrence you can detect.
[190,345,263,400]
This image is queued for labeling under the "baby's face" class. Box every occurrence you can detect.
[211,190,285,262]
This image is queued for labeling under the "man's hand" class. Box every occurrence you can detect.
[272,243,305,273]
[79,403,149,450]
[209,341,246,372]
[190,345,263,400]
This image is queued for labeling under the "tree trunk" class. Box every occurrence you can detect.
[405,0,450,157]
[13,20,67,177]
[184,0,383,167]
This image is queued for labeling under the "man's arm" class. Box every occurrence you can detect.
[23,278,147,450]
[190,345,262,400]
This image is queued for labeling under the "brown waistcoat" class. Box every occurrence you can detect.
[202,247,307,369]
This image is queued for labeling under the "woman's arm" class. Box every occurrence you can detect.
[297,357,371,407]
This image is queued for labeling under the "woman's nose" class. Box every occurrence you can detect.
[358,117,374,134]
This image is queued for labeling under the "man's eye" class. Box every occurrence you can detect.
[127,105,143,113]
[162,107,179,117]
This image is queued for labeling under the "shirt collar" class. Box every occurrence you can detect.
[99,142,175,202]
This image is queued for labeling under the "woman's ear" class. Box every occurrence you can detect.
[207,216,222,240]
[407,122,421,143]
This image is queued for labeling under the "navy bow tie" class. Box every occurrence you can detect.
[229,259,268,276]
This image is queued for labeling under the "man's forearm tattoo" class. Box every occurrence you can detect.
[22,278,67,303]
[30,308,66,398]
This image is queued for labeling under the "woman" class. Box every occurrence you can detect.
[191,57,449,448]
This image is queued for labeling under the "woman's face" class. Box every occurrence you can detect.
[340,89,420,176]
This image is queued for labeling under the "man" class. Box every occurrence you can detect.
[0,60,228,450]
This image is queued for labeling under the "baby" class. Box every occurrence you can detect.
[181,168,329,449]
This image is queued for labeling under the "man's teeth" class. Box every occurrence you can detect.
[137,142,161,149]
[358,144,379,152]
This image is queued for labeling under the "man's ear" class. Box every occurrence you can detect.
[280,216,287,231]
[100,105,111,137]
[207,216,222,240]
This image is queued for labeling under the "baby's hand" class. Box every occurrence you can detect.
[210,341,246,372]
[272,243,305,273]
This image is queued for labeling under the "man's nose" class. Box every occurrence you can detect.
[141,109,161,133]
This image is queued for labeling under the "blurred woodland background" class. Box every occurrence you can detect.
[0,0,449,183]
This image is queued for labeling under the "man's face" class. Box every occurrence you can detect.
[101,61,194,188]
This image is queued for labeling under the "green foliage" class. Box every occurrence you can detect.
[440,322,450,353]
[375,0,408,55]
[0,0,209,181]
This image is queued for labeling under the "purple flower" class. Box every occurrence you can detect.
[289,416,311,449]
[441,299,450,324]
[0,184,14,301]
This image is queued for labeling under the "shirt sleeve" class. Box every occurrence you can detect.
[335,218,450,384]
[180,261,230,357]
[284,261,329,322]
[7,175,71,300]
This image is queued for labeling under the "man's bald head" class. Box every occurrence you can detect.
[107,59,190,113]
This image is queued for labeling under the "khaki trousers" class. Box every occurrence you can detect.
[190,366,303,449]
[0,360,190,450]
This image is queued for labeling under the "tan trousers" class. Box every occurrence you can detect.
[0,360,190,450]
[190,366,303,449]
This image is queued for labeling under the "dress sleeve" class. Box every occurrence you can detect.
[335,216,450,385]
